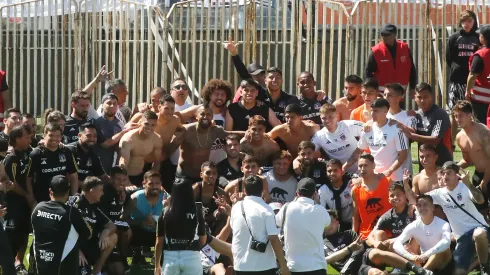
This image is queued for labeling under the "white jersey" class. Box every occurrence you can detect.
[394,216,451,260]
[387,111,417,174]
[264,170,298,204]
[311,120,363,174]
[427,182,488,239]
[209,113,227,164]
[318,183,353,224]
[358,122,408,181]
[171,101,195,165]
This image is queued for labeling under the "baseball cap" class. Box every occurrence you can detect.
[101,92,119,103]
[50,175,71,195]
[478,24,490,42]
[297,177,317,195]
[247,63,265,76]
[441,161,460,173]
[380,24,397,35]
[269,202,283,212]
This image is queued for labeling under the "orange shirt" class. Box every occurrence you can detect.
[350,104,369,123]
[353,176,392,240]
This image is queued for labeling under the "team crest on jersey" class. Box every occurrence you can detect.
[279,101,286,108]
[400,56,407,63]
[59,154,66,163]
[313,170,321,178]
[457,193,462,201]
[340,133,346,141]
[86,159,92,167]
[344,192,350,199]
[383,134,387,140]
[314,103,321,110]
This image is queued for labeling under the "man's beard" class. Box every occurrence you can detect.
[346,94,357,102]
[76,110,88,119]
[105,111,115,118]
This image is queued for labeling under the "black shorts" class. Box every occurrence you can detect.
[359,248,385,275]
[175,167,201,185]
[472,171,490,210]
[4,200,30,254]
[160,159,177,193]
[81,239,122,266]
[471,100,489,125]
[128,172,145,187]
[130,226,156,247]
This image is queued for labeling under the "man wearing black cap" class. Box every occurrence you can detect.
[275,177,330,275]
[365,23,417,97]
[31,175,92,275]
[403,161,490,275]
[466,24,490,124]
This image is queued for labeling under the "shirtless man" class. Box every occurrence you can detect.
[454,100,490,214]
[174,104,241,183]
[132,87,165,115]
[240,115,280,168]
[413,144,440,195]
[224,155,271,203]
[119,111,163,187]
[333,75,364,120]
[268,103,319,158]
[129,95,183,191]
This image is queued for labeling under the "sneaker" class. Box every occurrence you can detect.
[15,263,28,275]
[390,268,410,275]
[412,266,433,275]
[481,264,490,275]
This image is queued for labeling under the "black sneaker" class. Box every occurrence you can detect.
[15,263,28,275]
[412,266,433,275]
[481,264,490,275]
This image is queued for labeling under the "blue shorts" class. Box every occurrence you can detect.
[454,226,490,271]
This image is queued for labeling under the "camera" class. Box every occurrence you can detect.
[249,239,268,253]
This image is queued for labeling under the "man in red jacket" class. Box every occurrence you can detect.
[365,24,417,98]
[0,70,11,131]
[466,25,490,125]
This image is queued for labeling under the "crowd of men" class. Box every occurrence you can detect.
[0,9,490,275]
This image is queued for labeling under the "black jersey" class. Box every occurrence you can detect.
[227,101,270,131]
[99,184,131,229]
[267,91,299,123]
[63,116,94,144]
[0,131,9,143]
[68,194,111,242]
[29,147,78,202]
[324,230,358,271]
[3,150,31,203]
[374,205,415,238]
[297,160,328,188]
[157,203,206,252]
[195,182,220,228]
[31,200,92,275]
[217,158,243,182]
[66,142,105,182]
[299,96,330,125]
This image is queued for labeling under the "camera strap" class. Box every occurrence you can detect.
[240,201,255,238]
[240,200,269,245]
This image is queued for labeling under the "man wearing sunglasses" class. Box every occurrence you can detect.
[365,24,417,98]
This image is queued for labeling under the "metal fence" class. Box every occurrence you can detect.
[0,0,489,116]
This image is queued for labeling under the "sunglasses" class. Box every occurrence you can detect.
[173,84,188,90]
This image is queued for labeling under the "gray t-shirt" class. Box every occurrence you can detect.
[94,116,123,172]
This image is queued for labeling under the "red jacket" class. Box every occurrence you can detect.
[470,47,490,104]
[371,41,412,89]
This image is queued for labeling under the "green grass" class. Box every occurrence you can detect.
[22,143,476,274]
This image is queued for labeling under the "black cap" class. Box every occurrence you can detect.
[479,24,490,42]
[380,24,397,35]
[50,175,71,195]
[441,161,460,173]
[297,177,316,195]
[247,63,265,76]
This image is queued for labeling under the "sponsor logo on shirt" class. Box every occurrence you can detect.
[70,127,76,132]
[39,250,55,262]
[37,210,62,221]
[328,144,351,154]
[41,158,47,165]
[365,198,384,214]
[270,187,288,202]
[42,166,66,173]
